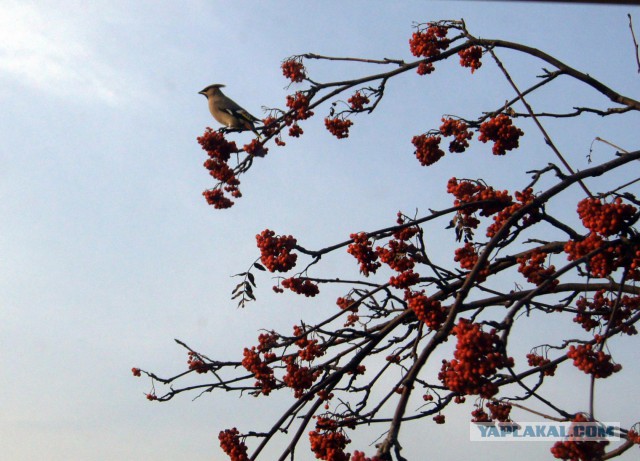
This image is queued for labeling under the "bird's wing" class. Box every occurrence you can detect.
[215,98,260,123]
[224,107,261,123]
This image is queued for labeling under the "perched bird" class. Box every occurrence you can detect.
[198,84,261,136]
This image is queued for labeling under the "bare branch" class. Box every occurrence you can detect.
[628,14,640,73]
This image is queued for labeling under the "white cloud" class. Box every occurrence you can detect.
[0,1,137,106]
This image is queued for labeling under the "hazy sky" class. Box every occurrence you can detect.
[1,1,639,460]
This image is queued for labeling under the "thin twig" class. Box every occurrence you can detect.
[302,53,406,66]
[488,48,593,198]
[611,176,640,194]
[512,105,633,119]
[478,38,640,110]
[604,439,635,460]
[628,14,640,73]
[509,402,567,422]
[594,136,630,154]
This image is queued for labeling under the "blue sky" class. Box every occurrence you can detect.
[1,1,639,460]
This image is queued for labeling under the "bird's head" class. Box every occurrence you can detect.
[198,84,225,97]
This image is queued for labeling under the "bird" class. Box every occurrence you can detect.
[198,84,261,136]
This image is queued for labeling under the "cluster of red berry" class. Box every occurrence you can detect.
[377,239,416,272]
[454,395,467,404]
[204,146,233,173]
[296,340,324,362]
[281,277,320,297]
[346,365,366,376]
[317,389,334,402]
[409,25,450,61]
[486,401,512,422]
[433,414,446,424]
[564,233,620,278]
[440,118,474,153]
[526,353,557,376]
[393,212,420,240]
[349,451,382,461]
[439,319,514,398]
[348,91,370,111]
[292,324,309,346]
[197,128,238,162]
[344,312,360,327]
[389,269,420,289]
[566,344,622,378]
[289,123,303,137]
[265,114,303,146]
[281,58,307,83]
[577,197,636,237]
[478,114,524,155]
[412,134,444,166]
[198,129,242,208]
[573,300,600,331]
[458,46,483,73]
[336,296,357,311]
[618,295,640,334]
[309,417,351,461]
[517,250,557,287]
[627,429,640,444]
[406,291,446,330]
[242,138,268,157]
[447,178,512,217]
[256,229,298,272]
[131,367,141,377]
[257,331,279,353]
[261,116,289,147]
[347,232,381,276]
[286,92,314,120]
[282,355,321,399]
[241,347,276,395]
[454,242,479,270]
[386,354,402,364]
[629,247,640,281]
[202,189,233,209]
[260,116,279,138]
[416,62,435,75]
[471,406,491,422]
[187,351,208,374]
[550,414,608,461]
[486,188,539,238]
[325,117,354,139]
[218,428,249,461]
[454,242,489,282]
[573,289,636,334]
[336,296,360,326]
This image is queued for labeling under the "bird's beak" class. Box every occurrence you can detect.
[198,90,206,96]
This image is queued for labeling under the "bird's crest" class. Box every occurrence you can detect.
[198,83,226,95]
